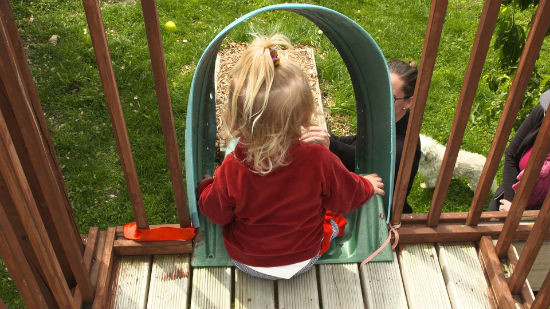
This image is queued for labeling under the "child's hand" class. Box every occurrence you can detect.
[364,174,385,196]
[300,126,330,147]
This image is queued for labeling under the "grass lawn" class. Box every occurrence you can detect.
[2,0,549,306]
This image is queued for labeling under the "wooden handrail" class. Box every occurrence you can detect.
[508,191,550,293]
[82,0,149,229]
[467,0,550,227]
[391,0,448,225]
[140,0,190,228]
[426,0,502,227]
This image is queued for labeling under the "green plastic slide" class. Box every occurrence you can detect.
[185,4,395,266]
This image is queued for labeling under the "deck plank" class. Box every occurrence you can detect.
[319,264,364,308]
[399,243,451,309]
[360,251,408,309]
[277,267,319,309]
[234,269,275,309]
[147,255,190,309]
[437,243,492,309]
[513,240,550,291]
[108,255,152,309]
[190,267,231,309]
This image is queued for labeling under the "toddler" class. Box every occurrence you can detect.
[197,34,384,280]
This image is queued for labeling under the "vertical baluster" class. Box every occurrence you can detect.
[426,0,502,227]
[508,191,550,293]
[82,0,149,228]
[391,0,448,225]
[531,271,549,309]
[467,0,550,227]
[140,0,190,227]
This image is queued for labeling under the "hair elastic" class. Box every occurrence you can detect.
[270,48,280,67]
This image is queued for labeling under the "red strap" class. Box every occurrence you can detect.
[123,222,197,241]
[360,223,400,267]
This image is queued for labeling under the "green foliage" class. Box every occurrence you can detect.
[478,0,550,129]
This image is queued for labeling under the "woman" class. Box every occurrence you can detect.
[489,89,550,211]
[301,59,420,213]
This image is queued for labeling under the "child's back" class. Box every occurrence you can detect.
[197,34,383,279]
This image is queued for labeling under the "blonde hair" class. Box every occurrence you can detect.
[222,34,314,175]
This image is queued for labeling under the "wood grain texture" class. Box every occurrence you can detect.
[319,264,364,308]
[147,255,191,309]
[108,255,152,309]
[437,243,492,308]
[113,239,192,255]
[234,269,275,309]
[278,267,319,309]
[478,236,516,309]
[92,227,116,309]
[399,243,451,309]
[190,267,231,309]
[360,251,408,309]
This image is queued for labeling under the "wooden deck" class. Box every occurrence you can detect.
[104,242,514,309]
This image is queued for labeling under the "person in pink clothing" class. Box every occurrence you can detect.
[197,34,384,280]
[489,89,550,211]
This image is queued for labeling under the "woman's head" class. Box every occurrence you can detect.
[222,34,314,174]
[388,59,417,121]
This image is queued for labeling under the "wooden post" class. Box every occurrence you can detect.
[0,204,50,308]
[479,236,516,309]
[0,8,94,302]
[391,0,448,225]
[0,110,73,307]
[0,0,83,254]
[531,271,550,309]
[467,0,550,226]
[92,227,116,309]
[140,0,190,227]
[82,0,149,229]
[426,0,502,227]
[508,192,550,293]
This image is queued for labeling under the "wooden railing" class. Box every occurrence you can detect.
[0,0,549,308]
[0,0,192,307]
[392,0,550,308]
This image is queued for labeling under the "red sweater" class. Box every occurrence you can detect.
[197,141,374,267]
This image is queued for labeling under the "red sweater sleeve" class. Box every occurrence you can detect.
[321,151,374,214]
[197,163,235,225]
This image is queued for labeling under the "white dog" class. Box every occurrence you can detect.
[418,134,498,192]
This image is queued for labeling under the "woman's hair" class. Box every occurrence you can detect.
[222,34,315,175]
[388,59,418,98]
